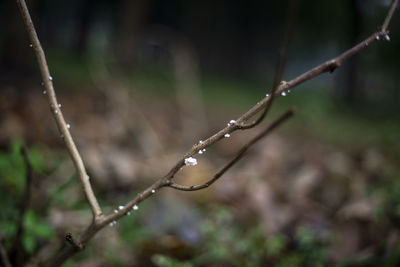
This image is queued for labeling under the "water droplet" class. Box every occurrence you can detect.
[87,175,90,180]
[29,44,33,48]
[66,124,71,129]
[109,222,114,227]
[202,149,206,152]
[384,34,390,41]
[224,133,230,138]
[229,120,236,124]
[43,90,47,95]
[184,157,198,166]
[58,103,61,108]
[198,150,203,154]
[127,211,131,216]
[114,209,118,213]
[133,205,139,210]
[119,205,124,210]
[151,189,156,193]
[266,93,270,97]
[199,140,203,144]
[281,92,286,96]
[375,35,380,41]
[55,110,58,114]
[49,76,53,81]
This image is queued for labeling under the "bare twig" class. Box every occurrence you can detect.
[51,1,398,264]
[15,0,102,219]
[168,108,295,191]
[239,0,300,130]
[15,0,398,265]
[382,0,398,31]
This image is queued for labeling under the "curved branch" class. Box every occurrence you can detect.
[168,108,295,191]
[239,0,300,130]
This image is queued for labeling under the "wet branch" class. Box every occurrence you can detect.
[15,0,399,265]
[167,109,295,191]
[240,0,300,130]
[16,0,102,219]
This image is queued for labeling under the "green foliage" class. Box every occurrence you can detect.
[152,254,194,267]
[23,209,54,254]
[0,139,52,255]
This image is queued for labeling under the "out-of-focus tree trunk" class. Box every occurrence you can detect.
[343,0,363,104]
[114,0,148,69]
[0,0,30,82]
[73,0,95,55]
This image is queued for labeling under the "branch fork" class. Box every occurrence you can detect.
[15,0,398,265]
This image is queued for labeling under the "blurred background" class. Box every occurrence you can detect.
[1,0,400,266]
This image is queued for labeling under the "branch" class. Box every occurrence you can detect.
[53,2,399,264]
[239,0,300,130]
[15,0,102,219]
[382,0,398,32]
[167,108,295,191]
[15,0,398,265]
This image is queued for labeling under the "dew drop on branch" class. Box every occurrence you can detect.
[151,189,156,193]
[43,90,47,95]
[224,133,230,138]
[118,205,124,210]
[58,103,62,108]
[184,157,197,166]
[66,124,71,129]
[384,34,390,41]
[133,205,139,210]
[49,76,53,81]
[281,92,287,96]
[29,44,33,48]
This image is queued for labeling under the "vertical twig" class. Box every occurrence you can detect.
[239,0,300,130]
[15,0,102,219]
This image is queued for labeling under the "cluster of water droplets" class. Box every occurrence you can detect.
[184,157,197,166]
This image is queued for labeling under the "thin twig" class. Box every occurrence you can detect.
[55,1,399,260]
[168,108,295,191]
[15,0,398,265]
[239,0,300,130]
[15,0,102,219]
[382,0,398,31]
